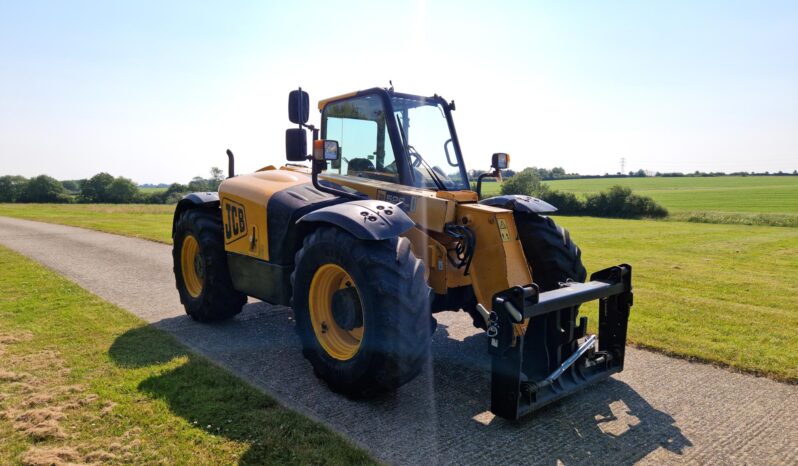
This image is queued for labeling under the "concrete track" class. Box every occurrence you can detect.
[1,216,795,465]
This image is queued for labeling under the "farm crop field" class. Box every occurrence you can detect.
[1,175,796,382]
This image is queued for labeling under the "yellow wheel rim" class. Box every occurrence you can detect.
[308,264,364,361]
[180,235,203,298]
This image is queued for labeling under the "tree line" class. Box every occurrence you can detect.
[0,168,225,204]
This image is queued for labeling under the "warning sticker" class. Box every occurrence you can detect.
[497,218,511,242]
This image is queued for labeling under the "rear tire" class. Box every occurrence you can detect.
[291,226,431,398]
[173,208,246,322]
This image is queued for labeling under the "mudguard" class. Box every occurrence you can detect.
[480,194,557,214]
[296,199,415,240]
[172,192,220,236]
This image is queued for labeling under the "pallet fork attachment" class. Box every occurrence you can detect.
[488,264,633,420]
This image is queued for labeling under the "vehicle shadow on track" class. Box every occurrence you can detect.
[109,303,691,465]
[429,324,692,465]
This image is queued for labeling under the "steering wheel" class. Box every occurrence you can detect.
[382,160,398,173]
[381,153,420,173]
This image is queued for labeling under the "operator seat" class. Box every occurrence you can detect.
[347,158,375,176]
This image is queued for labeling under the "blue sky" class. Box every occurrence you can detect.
[1,0,796,183]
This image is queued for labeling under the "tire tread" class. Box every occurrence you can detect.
[291,227,431,398]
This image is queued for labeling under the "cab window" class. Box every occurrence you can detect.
[323,95,398,183]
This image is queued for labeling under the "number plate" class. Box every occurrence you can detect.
[377,190,417,213]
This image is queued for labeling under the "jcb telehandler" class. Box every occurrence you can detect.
[172,87,633,420]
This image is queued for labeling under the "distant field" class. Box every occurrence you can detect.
[0,204,173,243]
[480,176,798,226]
[1,202,796,382]
[138,187,167,194]
[546,176,798,214]
[478,181,503,197]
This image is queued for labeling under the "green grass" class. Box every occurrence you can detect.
[477,181,503,197]
[139,187,167,194]
[481,176,798,226]
[546,176,798,215]
[0,246,375,465]
[669,211,798,228]
[1,197,796,382]
[0,204,173,243]
[557,216,798,382]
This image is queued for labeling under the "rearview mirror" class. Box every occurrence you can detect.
[313,140,339,162]
[492,153,510,170]
[285,128,307,161]
[288,89,309,124]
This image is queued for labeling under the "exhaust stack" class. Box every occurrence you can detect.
[226,149,235,178]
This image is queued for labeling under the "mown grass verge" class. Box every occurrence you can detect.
[0,246,375,465]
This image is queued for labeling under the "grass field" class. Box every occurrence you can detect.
[479,176,798,226]
[138,187,167,194]
[0,246,374,465]
[1,202,796,383]
[546,176,798,214]
[481,176,798,215]
[0,204,173,244]
[559,217,798,382]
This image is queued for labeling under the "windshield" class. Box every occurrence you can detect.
[323,95,401,184]
[392,96,468,190]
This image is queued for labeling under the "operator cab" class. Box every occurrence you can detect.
[320,89,469,191]
[286,87,509,199]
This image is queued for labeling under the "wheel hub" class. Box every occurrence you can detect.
[331,287,363,331]
[193,252,204,280]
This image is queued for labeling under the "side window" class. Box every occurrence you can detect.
[323,96,398,183]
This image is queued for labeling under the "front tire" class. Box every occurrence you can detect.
[515,214,589,380]
[466,213,587,330]
[291,227,431,398]
[515,213,587,290]
[173,208,246,322]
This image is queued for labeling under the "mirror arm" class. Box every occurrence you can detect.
[295,85,317,141]
[300,123,319,142]
[310,159,363,201]
[476,168,501,199]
